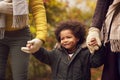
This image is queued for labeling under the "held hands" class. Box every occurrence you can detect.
[86,27,102,54]
[21,38,43,54]
[0,0,13,14]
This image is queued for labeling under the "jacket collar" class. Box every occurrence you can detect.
[59,42,87,65]
[57,41,87,51]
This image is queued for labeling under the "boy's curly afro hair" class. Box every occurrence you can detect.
[55,20,86,44]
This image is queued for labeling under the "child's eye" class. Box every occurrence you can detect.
[60,36,72,41]
[67,36,72,38]
[60,37,64,40]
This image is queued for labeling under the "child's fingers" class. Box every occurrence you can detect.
[21,47,31,53]
[88,38,99,46]
[26,43,32,48]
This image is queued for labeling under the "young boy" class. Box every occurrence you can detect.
[22,20,104,80]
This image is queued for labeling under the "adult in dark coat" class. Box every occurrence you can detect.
[86,0,120,80]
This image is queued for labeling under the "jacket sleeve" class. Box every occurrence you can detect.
[91,0,113,30]
[90,45,105,68]
[29,0,47,42]
[33,47,56,66]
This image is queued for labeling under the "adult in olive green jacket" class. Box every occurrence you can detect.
[0,0,47,80]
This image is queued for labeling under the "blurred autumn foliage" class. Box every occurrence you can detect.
[6,0,103,80]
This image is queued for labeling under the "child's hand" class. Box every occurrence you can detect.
[21,43,32,53]
[87,38,100,54]
[86,27,101,53]
[88,38,98,46]
[21,38,43,53]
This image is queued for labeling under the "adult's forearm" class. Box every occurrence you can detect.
[91,0,113,30]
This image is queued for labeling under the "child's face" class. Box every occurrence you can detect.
[60,29,79,51]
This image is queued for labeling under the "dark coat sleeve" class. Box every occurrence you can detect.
[33,47,56,66]
[91,0,113,30]
[90,45,105,68]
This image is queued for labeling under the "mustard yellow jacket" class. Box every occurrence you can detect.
[5,0,47,41]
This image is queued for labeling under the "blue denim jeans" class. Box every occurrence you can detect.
[0,27,31,80]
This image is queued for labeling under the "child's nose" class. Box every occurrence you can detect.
[63,38,68,42]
